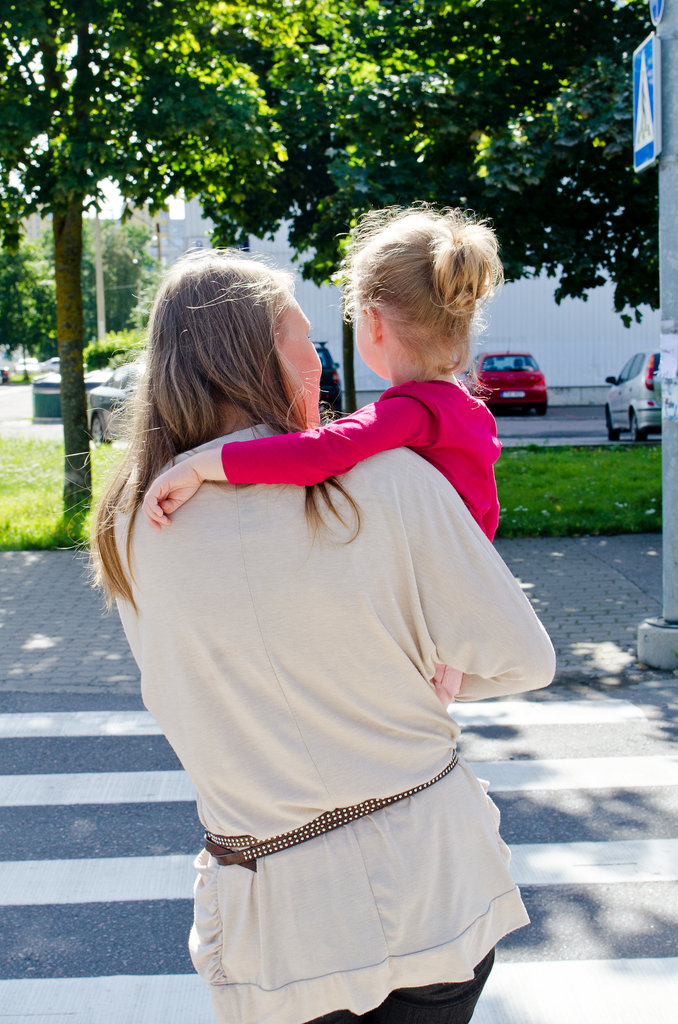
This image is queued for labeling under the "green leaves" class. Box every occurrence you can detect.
[230,0,657,320]
[0,1,286,227]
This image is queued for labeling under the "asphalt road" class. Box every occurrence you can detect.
[0,383,635,447]
[495,404,624,447]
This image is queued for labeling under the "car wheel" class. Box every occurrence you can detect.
[630,410,648,442]
[605,406,621,441]
[535,402,547,416]
[90,412,109,444]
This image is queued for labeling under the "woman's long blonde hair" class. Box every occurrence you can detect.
[92,250,355,606]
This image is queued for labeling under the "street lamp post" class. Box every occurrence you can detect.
[638,0,678,670]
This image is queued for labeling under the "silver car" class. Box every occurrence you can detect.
[88,363,144,442]
[605,351,662,442]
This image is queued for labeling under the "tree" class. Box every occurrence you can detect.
[0,1,288,516]
[206,0,655,390]
[2,0,656,460]
[0,242,56,367]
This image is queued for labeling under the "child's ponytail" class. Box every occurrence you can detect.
[432,219,502,317]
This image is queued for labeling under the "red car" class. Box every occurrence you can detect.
[471,352,548,415]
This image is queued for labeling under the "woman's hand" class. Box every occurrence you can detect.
[142,449,225,530]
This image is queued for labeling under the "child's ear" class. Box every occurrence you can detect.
[365,308,384,345]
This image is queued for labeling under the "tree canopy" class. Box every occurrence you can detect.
[207,0,656,321]
[82,219,157,337]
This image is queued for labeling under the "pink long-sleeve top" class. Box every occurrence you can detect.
[221,378,501,540]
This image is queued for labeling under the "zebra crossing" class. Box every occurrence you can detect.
[1,689,677,1022]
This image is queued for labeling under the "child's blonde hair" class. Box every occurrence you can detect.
[343,205,503,376]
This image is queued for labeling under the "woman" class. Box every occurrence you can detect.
[92,249,555,1024]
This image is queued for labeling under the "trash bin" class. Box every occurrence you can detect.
[32,373,62,420]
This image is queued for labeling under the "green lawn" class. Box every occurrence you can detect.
[0,437,123,549]
[0,437,663,549]
[495,444,662,537]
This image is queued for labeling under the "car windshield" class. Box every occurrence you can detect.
[481,355,538,372]
[107,364,144,389]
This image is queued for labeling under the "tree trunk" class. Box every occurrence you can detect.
[342,316,357,413]
[53,201,91,516]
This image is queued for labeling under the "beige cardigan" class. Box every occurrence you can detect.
[117,428,555,1024]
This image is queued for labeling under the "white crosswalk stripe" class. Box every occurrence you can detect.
[1,694,677,1023]
[4,836,678,906]
[2,960,676,1024]
[3,753,677,807]
[0,710,163,738]
[0,697,648,737]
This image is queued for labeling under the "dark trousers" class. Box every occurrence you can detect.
[304,948,495,1024]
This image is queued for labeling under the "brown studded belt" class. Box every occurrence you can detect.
[204,751,458,872]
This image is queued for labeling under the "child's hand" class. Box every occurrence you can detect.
[142,448,225,530]
[142,462,204,530]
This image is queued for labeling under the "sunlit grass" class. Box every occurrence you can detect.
[495,444,662,538]
[0,437,124,549]
[0,437,663,548]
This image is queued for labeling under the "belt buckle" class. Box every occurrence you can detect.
[205,837,258,872]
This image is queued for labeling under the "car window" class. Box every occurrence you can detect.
[108,366,128,387]
[108,364,142,390]
[481,355,538,372]
[629,353,646,380]
[616,356,637,383]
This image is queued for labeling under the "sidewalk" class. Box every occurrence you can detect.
[0,534,672,696]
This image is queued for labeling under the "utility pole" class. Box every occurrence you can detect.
[638,0,678,670]
[94,213,106,341]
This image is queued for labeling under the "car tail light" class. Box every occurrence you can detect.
[332,369,339,384]
[645,354,658,391]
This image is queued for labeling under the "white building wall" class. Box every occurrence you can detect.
[481,272,660,404]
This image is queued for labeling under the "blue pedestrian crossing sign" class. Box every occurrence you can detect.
[633,34,661,172]
[649,0,665,27]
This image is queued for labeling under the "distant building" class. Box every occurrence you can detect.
[22,212,46,243]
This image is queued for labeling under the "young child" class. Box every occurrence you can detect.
[142,206,503,705]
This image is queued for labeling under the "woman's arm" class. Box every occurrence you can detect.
[403,464,555,700]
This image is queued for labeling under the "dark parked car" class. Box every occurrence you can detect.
[605,351,662,441]
[0,367,9,384]
[88,363,144,442]
[471,352,548,415]
[314,341,342,412]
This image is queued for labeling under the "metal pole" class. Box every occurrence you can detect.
[94,213,106,341]
[638,0,678,669]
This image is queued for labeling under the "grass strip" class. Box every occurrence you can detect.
[0,437,663,549]
[0,437,123,549]
[495,444,661,538]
